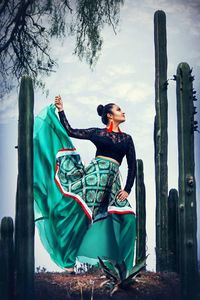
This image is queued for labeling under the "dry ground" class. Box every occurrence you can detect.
[35,268,182,300]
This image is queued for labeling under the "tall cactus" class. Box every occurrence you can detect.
[14,76,35,300]
[176,63,199,299]
[154,10,169,271]
[135,159,146,268]
[167,189,179,273]
[0,217,14,300]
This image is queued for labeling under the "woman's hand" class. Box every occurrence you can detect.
[55,95,63,112]
[117,190,129,201]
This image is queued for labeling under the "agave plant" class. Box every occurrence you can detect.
[98,255,149,296]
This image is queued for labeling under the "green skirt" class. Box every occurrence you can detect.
[34,104,137,273]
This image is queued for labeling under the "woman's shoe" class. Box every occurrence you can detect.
[63,267,76,276]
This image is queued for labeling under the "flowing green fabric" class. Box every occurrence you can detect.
[34,104,90,268]
[33,104,137,272]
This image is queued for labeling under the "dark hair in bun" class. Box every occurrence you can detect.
[97,104,104,116]
[97,103,115,125]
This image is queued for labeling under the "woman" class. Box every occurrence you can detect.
[33,96,137,276]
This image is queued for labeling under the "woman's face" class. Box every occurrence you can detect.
[108,104,125,123]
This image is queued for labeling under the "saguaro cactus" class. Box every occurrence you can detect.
[0,217,14,300]
[176,63,199,299]
[154,10,169,271]
[15,76,35,300]
[167,189,179,273]
[135,159,146,267]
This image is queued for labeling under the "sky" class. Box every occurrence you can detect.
[0,0,200,272]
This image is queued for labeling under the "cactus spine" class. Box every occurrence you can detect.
[0,217,14,300]
[15,76,35,300]
[176,63,199,299]
[135,159,146,267]
[154,10,169,271]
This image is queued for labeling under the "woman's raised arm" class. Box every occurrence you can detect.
[55,95,97,140]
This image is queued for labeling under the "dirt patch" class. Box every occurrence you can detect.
[35,269,181,300]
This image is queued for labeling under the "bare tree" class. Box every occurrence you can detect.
[0,0,124,99]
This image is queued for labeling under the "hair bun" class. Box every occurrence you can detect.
[97,104,104,116]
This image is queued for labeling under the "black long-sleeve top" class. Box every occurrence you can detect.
[58,110,136,194]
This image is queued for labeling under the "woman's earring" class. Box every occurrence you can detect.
[107,120,113,132]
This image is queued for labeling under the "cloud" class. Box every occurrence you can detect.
[0,91,18,124]
[105,64,137,77]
